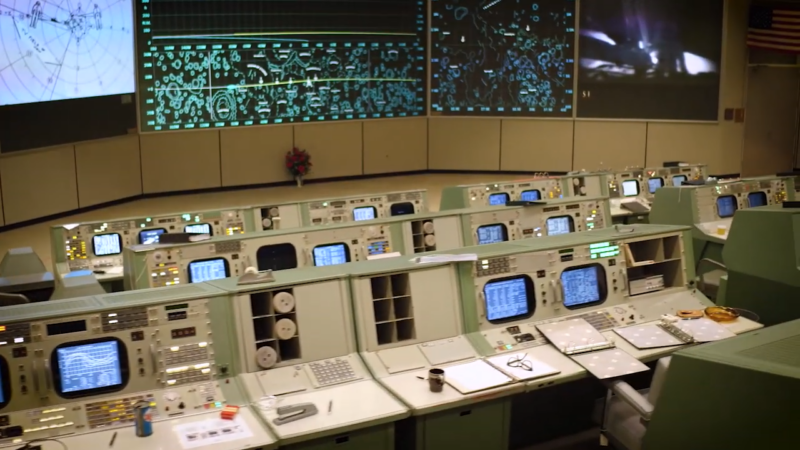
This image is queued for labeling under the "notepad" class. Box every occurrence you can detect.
[485,354,560,381]
[443,359,513,394]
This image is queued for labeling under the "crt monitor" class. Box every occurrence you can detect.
[256,243,298,272]
[312,243,351,267]
[561,264,607,309]
[621,180,640,197]
[672,175,688,186]
[648,177,665,194]
[52,337,128,399]
[184,223,213,235]
[187,258,230,283]
[0,356,8,409]
[546,216,575,236]
[483,275,535,323]
[353,206,377,222]
[476,224,508,245]
[520,190,541,201]
[489,193,510,205]
[139,228,166,245]
[716,195,738,218]
[92,233,122,257]
[390,202,415,216]
[748,191,768,207]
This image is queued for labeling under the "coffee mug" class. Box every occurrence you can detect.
[428,368,445,393]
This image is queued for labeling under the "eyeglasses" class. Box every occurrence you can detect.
[507,353,533,371]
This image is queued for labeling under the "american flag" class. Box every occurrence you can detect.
[748,6,800,52]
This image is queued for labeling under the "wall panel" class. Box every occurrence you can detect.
[428,118,501,171]
[0,146,78,224]
[363,118,428,174]
[716,0,748,174]
[500,120,573,172]
[220,125,294,187]
[294,122,363,179]
[75,135,142,207]
[573,121,646,171]
[140,131,221,194]
[645,123,720,169]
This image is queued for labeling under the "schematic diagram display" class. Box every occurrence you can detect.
[0,0,135,106]
[431,0,575,116]
[136,0,427,131]
[55,340,124,394]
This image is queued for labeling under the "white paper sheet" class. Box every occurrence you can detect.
[174,415,253,449]
[443,359,513,394]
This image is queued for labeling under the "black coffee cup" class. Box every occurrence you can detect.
[428,368,445,392]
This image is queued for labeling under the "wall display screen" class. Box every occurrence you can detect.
[353,206,377,222]
[0,1,135,106]
[483,275,535,323]
[489,192,510,205]
[671,175,687,187]
[647,177,664,194]
[577,0,723,120]
[184,223,212,235]
[187,258,230,283]
[52,338,128,398]
[135,0,426,132]
[561,264,607,309]
[716,195,738,218]
[476,224,508,245]
[92,233,122,257]
[748,191,767,208]
[621,180,640,197]
[546,215,574,235]
[139,228,167,245]
[520,190,541,201]
[431,0,575,116]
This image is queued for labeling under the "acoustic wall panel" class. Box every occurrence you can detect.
[500,119,574,172]
[573,121,646,171]
[646,123,721,171]
[75,135,142,207]
[428,118,501,171]
[363,119,428,175]
[294,122,363,180]
[220,125,295,187]
[140,131,222,194]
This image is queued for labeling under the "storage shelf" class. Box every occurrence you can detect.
[369,273,416,345]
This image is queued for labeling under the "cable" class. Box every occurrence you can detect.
[17,438,68,450]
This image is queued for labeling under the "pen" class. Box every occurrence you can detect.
[416,376,425,380]
[328,400,333,413]
[109,431,117,448]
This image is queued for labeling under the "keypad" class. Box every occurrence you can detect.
[309,359,359,387]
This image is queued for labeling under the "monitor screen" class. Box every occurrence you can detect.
[53,338,128,398]
[92,233,122,257]
[489,193,510,205]
[476,224,508,245]
[672,175,688,187]
[367,241,390,256]
[185,223,213,235]
[0,356,8,408]
[353,206,377,221]
[648,177,665,194]
[621,180,640,197]
[390,202,415,216]
[187,258,230,283]
[748,191,767,208]
[716,195,738,218]
[546,216,575,236]
[561,264,607,309]
[256,243,298,272]
[313,243,351,267]
[139,228,167,245]
[483,275,535,323]
[520,190,541,201]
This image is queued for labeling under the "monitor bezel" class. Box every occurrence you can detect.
[476,223,509,245]
[561,263,608,310]
[621,180,640,197]
[51,337,130,400]
[716,195,738,218]
[488,192,510,205]
[520,189,541,202]
[389,202,415,216]
[187,257,231,283]
[747,191,768,208]
[0,355,10,409]
[138,227,167,245]
[647,177,665,194]
[671,175,687,187]
[312,242,352,267]
[546,215,575,236]
[256,243,298,271]
[91,233,123,257]
[483,274,536,324]
[353,206,378,222]
[184,223,213,236]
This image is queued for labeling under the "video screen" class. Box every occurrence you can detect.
[139,228,167,245]
[477,224,508,245]
[390,202,415,216]
[546,216,575,236]
[489,193,510,206]
[622,180,640,197]
[483,275,535,323]
[53,338,127,398]
[520,190,542,202]
[648,177,664,194]
[367,241,390,256]
[313,243,350,267]
[672,175,687,186]
[353,206,377,222]
[256,243,298,272]
[185,223,212,235]
[187,258,230,283]
[716,195,738,218]
[0,356,7,407]
[0,1,135,106]
[577,0,723,120]
[561,264,607,309]
[748,191,768,208]
[92,233,122,257]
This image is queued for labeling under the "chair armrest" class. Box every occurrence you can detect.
[607,380,654,421]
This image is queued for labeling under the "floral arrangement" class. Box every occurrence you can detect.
[285,147,312,178]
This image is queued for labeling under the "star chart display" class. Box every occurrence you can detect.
[0,0,135,106]
[431,0,575,116]
[135,0,427,131]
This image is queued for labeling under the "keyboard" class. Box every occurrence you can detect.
[309,358,360,387]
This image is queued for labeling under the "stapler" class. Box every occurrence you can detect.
[272,402,318,425]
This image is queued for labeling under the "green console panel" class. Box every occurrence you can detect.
[283,423,395,450]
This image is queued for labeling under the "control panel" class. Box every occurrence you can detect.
[253,203,303,231]
[525,198,608,237]
[0,299,226,442]
[465,179,563,208]
[139,240,246,289]
[644,164,708,198]
[306,190,426,226]
[694,179,789,224]
[607,170,644,199]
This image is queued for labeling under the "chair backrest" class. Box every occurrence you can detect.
[648,356,673,407]
[0,293,30,307]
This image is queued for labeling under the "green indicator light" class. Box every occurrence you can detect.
[589,242,610,249]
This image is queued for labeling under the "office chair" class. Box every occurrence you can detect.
[0,292,30,307]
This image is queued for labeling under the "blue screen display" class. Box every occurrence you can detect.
[56,340,123,394]
[185,223,212,234]
[353,207,376,221]
[484,278,530,322]
[546,216,573,236]
[139,228,166,245]
[0,371,4,404]
[313,244,349,266]
[489,193,509,205]
[672,175,687,187]
[748,192,767,207]
[648,178,664,194]
[716,196,738,218]
[561,266,602,308]
[520,190,541,201]
[477,224,507,245]
[92,233,122,256]
[188,258,229,283]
